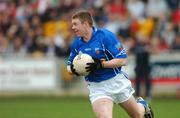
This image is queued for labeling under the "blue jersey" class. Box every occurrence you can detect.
[67,27,127,82]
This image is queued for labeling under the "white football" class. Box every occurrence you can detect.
[72,53,94,76]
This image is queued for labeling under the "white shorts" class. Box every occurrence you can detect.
[87,73,135,104]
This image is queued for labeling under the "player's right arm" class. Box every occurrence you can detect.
[67,54,73,75]
[67,39,79,75]
[67,51,75,74]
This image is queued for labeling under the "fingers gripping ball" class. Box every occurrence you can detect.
[72,53,94,76]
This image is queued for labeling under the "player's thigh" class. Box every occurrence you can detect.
[119,96,144,117]
[92,98,113,118]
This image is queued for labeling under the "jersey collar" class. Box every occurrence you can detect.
[80,26,98,43]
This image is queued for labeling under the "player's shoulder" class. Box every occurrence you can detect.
[96,28,112,35]
[96,28,116,43]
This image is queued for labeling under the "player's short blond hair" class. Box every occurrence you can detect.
[72,10,93,27]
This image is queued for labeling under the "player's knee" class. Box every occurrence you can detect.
[95,111,112,118]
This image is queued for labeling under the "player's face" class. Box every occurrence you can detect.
[71,18,86,37]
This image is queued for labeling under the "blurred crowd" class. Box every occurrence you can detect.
[0,0,179,58]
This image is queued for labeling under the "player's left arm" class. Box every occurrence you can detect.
[102,32,127,68]
[102,58,127,68]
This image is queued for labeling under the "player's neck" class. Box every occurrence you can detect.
[83,27,93,42]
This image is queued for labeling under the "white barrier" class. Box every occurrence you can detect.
[0,58,57,91]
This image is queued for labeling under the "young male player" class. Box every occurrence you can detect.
[67,10,154,118]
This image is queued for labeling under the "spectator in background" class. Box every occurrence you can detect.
[16,0,32,25]
[127,0,145,20]
[172,3,180,34]
[0,30,8,55]
[104,0,128,34]
[93,7,108,28]
[166,0,179,11]
[7,1,17,19]
[6,36,26,58]
[146,0,169,19]
[136,16,155,38]
[172,35,180,50]
[161,22,176,48]
[25,28,37,54]
[151,35,170,54]
[133,33,152,100]
[0,6,12,34]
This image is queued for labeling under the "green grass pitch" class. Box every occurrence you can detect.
[0,96,180,118]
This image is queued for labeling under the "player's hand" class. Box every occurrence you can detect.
[85,58,104,72]
[70,64,79,76]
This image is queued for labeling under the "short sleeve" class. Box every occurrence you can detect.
[103,31,127,58]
